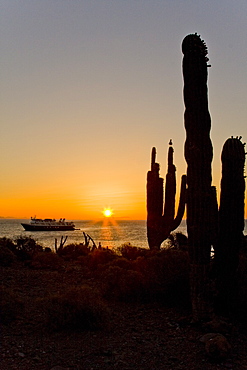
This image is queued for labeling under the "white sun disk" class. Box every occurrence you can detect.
[103,208,113,217]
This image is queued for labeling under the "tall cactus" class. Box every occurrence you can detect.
[147,142,186,249]
[182,33,217,321]
[215,137,246,310]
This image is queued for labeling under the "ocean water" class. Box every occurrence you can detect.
[0,219,187,251]
[1,219,247,251]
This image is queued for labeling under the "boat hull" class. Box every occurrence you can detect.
[21,223,75,231]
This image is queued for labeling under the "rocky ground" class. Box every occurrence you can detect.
[1,263,247,370]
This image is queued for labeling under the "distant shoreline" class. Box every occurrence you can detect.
[0,217,147,221]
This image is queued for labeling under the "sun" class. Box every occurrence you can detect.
[103,208,113,217]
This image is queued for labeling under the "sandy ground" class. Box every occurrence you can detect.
[1,263,247,370]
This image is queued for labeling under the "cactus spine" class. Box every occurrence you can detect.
[182,33,217,321]
[215,137,246,309]
[147,142,186,249]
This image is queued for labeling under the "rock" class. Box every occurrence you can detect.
[224,361,233,369]
[32,355,42,362]
[204,333,231,361]
[203,317,232,334]
[199,332,220,343]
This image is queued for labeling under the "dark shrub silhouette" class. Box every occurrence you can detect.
[117,243,151,260]
[134,249,190,304]
[0,287,23,324]
[0,237,16,250]
[0,246,16,266]
[43,285,110,331]
[30,251,63,270]
[235,244,247,329]
[100,246,190,304]
[167,232,188,251]
[101,265,146,302]
[87,248,116,270]
[56,243,91,260]
[105,256,133,270]
[13,235,43,261]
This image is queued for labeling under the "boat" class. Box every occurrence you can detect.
[21,217,76,231]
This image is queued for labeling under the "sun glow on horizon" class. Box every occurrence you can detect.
[102,208,113,218]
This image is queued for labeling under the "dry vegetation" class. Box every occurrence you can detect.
[1,235,247,369]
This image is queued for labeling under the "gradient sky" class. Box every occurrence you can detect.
[1,0,247,220]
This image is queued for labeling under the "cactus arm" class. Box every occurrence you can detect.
[218,137,245,257]
[147,143,186,249]
[215,137,246,310]
[151,147,156,170]
[172,174,187,231]
[147,147,164,249]
[163,146,176,225]
[219,137,245,236]
[147,147,163,219]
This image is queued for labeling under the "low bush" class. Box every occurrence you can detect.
[57,243,91,260]
[0,246,16,266]
[0,237,16,251]
[43,285,110,331]
[135,249,190,304]
[0,287,24,324]
[117,243,151,260]
[101,265,146,302]
[30,251,63,270]
[87,248,116,269]
[13,235,43,261]
[100,247,190,305]
[105,256,133,270]
[167,232,188,251]
[234,249,247,329]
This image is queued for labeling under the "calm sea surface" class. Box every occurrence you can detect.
[1,219,247,251]
[0,219,188,250]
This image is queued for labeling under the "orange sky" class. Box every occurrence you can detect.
[1,1,247,220]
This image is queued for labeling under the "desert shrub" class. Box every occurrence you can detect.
[117,243,151,260]
[166,232,188,251]
[238,250,247,291]
[0,246,16,266]
[132,249,190,304]
[87,248,116,269]
[44,285,110,331]
[58,243,91,260]
[30,252,63,270]
[158,250,189,303]
[234,249,247,328]
[106,256,133,270]
[13,235,43,260]
[175,232,188,250]
[99,247,190,304]
[0,237,16,250]
[101,265,146,302]
[0,287,24,324]
[76,254,90,267]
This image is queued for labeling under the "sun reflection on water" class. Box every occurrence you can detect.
[98,216,124,248]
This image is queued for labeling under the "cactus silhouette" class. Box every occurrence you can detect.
[146,34,246,318]
[215,137,246,309]
[182,33,218,321]
[146,142,186,249]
